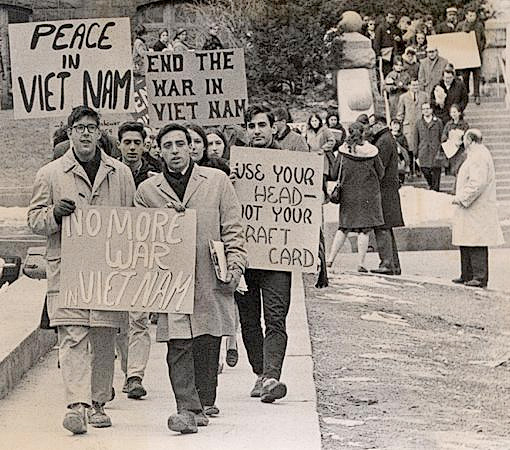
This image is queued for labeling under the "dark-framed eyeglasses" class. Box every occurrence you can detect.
[72,124,98,134]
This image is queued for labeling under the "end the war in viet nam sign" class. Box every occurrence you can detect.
[230,147,323,272]
[59,207,196,314]
[9,17,134,119]
[145,48,248,127]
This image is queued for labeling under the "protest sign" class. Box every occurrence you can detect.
[230,146,323,272]
[427,32,481,70]
[9,18,134,119]
[145,48,248,127]
[131,76,150,126]
[59,207,196,313]
[288,122,307,135]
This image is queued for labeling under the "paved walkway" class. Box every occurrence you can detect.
[0,275,321,450]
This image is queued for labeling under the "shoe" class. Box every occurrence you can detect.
[393,269,401,276]
[357,265,368,273]
[370,267,394,275]
[475,96,481,105]
[192,411,210,426]
[464,279,485,288]
[126,376,147,399]
[261,378,287,403]
[250,375,265,398]
[204,405,220,416]
[226,349,239,367]
[167,411,198,434]
[87,402,112,428]
[122,377,129,393]
[63,403,87,435]
[451,277,465,284]
[109,386,115,402]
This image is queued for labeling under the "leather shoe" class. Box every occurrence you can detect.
[168,411,198,434]
[464,279,485,288]
[451,277,465,284]
[370,267,394,275]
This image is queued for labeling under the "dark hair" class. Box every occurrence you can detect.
[449,103,464,119]
[67,105,100,127]
[373,115,388,125]
[174,27,187,40]
[326,111,339,127]
[159,28,168,39]
[53,124,69,148]
[393,56,403,66]
[244,104,275,127]
[156,123,191,147]
[356,113,369,125]
[206,127,230,160]
[443,67,455,76]
[465,7,477,14]
[272,107,291,123]
[118,121,146,142]
[390,119,402,129]
[134,24,147,38]
[346,122,365,152]
[185,123,208,164]
[307,113,323,131]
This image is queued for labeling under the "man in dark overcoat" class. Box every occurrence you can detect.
[369,117,405,275]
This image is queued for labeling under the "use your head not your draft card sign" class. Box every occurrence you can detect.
[145,48,248,127]
[9,17,134,119]
[230,146,323,272]
[59,207,196,314]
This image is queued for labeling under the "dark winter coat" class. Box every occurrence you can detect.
[370,126,405,228]
[415,116,444,168]
[202,35,224,51]
[336,142,384,230]
[430,78,468,124]
[374,21,404,57]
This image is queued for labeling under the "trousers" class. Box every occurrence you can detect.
[236,269,291,380]
[421,167,441,191]
[374,228,401,273]
[462,67,481,97]
[116,312,151,379]
[58,325,116,406]
[460,246,488,286]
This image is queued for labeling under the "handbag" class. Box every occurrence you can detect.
[329,155,344,204]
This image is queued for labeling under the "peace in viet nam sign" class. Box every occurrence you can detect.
[230,147,323,272]
[9,17,134,119]
[145,48,248,127]
[59,207,196,314]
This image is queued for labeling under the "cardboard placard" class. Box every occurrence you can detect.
[427,31,481,70]
[59,207,196,313]
[9,18,134,119]
[230,146,323,272]
[145,48,248,127]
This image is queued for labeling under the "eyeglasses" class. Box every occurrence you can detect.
[72,124,98,134]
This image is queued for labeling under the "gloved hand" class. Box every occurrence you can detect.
[53,198,76,224]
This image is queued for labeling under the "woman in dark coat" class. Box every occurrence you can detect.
[326,122,384,272]
[441,103,469,179]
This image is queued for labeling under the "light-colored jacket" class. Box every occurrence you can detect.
[418,55,449,97]
[396,90,428,153]
[452,144,504,247]
[134,165,247,341]
[27,149,136,327]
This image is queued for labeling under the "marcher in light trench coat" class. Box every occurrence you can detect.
[451,129,504,288]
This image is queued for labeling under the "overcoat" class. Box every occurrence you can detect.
[397,90,428,153]
[418,55,449,97]
[27,148,135,327]
[452,144,504,247]
[336,142,384,229]
[134,165,247,341]
[371,126,405,228]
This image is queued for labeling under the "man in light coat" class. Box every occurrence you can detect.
[418,45,449,98]
[27,106,136,434]
[451,129,504,287]
[134,123,246,434]
[397,79,428,176]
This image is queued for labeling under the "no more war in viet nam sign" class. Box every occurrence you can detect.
[59,207,196,314]
[145,48,248,127]
[230,146,323,272]
[9,18,134,119]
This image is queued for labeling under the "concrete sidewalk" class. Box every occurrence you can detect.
[328,248,510,293]
[0,274,321,450]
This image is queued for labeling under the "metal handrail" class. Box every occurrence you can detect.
[497,54,510,109]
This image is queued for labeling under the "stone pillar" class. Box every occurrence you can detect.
[0,7,10,109]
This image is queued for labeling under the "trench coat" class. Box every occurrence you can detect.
[452,144,504,247]
[396,90,428,154]
[27,148,135,327]
[371,126,405,228]
[134,165,247,341]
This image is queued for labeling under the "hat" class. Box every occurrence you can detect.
[446,7,458,14]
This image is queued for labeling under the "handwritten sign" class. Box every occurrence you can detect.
[59,207,196,313]
[427,31,481,70]
[145,48,248,127]
[9,18,134,119]
[230,146,323,272]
